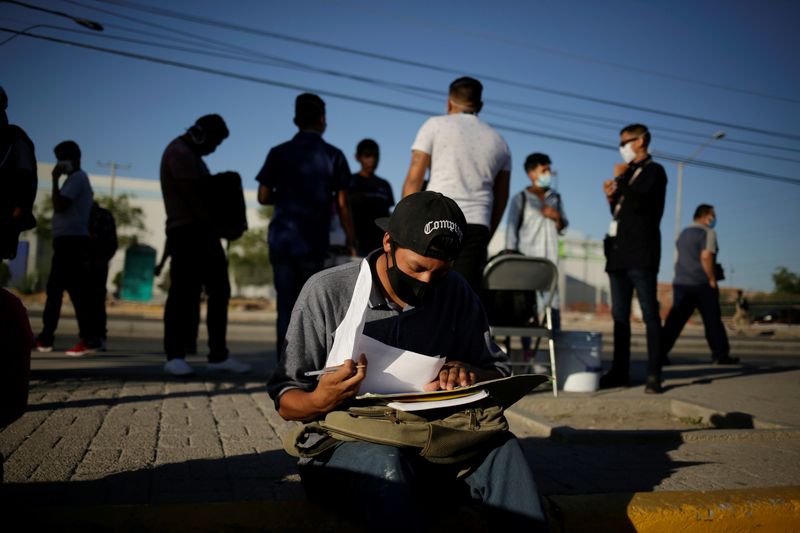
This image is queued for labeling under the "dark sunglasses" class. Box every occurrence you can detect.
[619,136,641,147]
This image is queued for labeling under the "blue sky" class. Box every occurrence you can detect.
[4,0,799,291]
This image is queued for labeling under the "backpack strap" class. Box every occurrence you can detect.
[515,190,526,237]
[283,422,342,458]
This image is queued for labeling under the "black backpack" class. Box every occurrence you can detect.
[88,202,118,262]
[204,171,248,241]
[0,125,37,259]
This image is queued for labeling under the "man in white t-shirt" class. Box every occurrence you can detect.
[402,77,511,290]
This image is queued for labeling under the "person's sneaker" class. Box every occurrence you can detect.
[35,340,53,353]
[66,341,96,356]
[599,371,629,389]
[645,375,663,394]
[714,356,740,365]
[97,338,108,352]
[164,358,195,376]
[207,357,252,374]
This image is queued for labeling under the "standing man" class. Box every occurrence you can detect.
[256,93,357,354]
[160,114,250,376]
[506,153,568,358]
[402,77,511,290]
[35,141,99,355]
[661,205,738,365]
[601,124,667,394]
[349,138,395,256]
[86,201,118,351]
[0,86,37,260]
[732,290,750,334]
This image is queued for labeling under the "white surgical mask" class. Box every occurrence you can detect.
[619,142,637,164]
[537,172,552,189]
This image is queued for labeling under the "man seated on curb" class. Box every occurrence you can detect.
[268,191,547,531]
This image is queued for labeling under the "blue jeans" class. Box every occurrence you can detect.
[299,436,547,531]
[608,269,662,379]
[662,284,730,361]
[270,251,325,354]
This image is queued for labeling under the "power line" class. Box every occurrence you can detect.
[324,0,800,106]
[83,0,800,141]
[4,27,800,189]
[51,1,800,156]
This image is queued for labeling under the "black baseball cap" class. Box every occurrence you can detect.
[375,191,466,261]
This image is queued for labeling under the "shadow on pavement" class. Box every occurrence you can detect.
[661,363,800,391]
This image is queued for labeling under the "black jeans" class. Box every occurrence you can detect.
[86,260,109,341]
[270,250,325,354]
[163,226,230,362]
[662,283,730,361]
[38,236,97,346]
[453,224,490,292]
[608,268,662,380]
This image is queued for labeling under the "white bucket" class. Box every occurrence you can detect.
[554,331,602,392]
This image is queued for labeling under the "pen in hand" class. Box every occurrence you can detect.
[304,363,367,377]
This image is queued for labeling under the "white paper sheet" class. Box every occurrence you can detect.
[387,390,488,412]
[353,334,445,394]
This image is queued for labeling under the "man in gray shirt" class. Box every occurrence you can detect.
[35,140,97,355]
[268,191,546,532]
[661,204,737,365]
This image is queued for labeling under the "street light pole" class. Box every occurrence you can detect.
[673,131,726,263]
[97,161,132,200]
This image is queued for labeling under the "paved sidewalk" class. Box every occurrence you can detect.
[2,307,799,530]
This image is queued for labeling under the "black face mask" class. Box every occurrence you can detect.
[386,244,434,307]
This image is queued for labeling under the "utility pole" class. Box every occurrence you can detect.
[673,131,726,264]
[97,161,131,200]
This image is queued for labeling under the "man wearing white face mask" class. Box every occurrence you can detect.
[661,204,737,365]
[506,153,568,358]
[601,124,668,394]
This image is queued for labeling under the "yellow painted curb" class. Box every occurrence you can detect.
[546,486,800,533]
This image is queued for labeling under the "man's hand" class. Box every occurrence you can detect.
[541,205,559,220]
[424,361,477,391]
[603,178,617,198]
[309,355,367,412]
[709,279,718,289]
[51,163,64,181]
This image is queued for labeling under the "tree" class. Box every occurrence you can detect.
[773,267,800,295]
[95,194,146,248]
[228,206,273,289]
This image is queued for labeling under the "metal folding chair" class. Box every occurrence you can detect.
[482,255,559,397]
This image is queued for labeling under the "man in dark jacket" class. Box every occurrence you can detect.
[256,93,357,354]
[600,124,667,393]
[160,114,251,376]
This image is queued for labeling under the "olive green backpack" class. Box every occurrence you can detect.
[283,374,548,465]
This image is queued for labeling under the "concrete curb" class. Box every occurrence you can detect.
[15,487,800,531]
[546,486,800,532]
